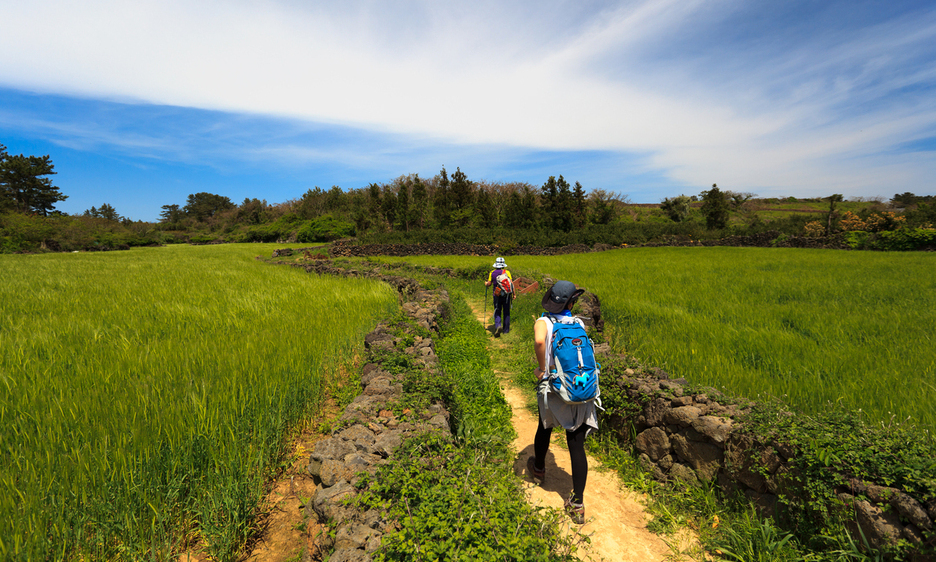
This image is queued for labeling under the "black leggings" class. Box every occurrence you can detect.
[533,412,588,504]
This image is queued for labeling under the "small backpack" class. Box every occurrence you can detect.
[494,273,514,297]
[545,315,600,405]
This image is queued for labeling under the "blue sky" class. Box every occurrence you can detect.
[1,0,935,222]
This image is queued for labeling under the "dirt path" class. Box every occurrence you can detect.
[470,300,691,562]
[225,295,694,562]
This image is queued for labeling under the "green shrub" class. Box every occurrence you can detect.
[842,231,872,250]
[296,214,355,242]
[874,228,936,251]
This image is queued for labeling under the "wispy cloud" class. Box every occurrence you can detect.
[1,0,934,205]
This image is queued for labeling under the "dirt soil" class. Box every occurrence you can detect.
[469,301,696,562]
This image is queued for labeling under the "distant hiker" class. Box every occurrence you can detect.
[484,257,514,337]
[527,280,598,525]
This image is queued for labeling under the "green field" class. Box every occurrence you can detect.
[377,247,936,432]
[0,244,396,561]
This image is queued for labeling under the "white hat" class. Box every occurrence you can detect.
[492,257,507,268]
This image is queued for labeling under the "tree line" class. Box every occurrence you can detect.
[3,147,936,253]
[153,167,627,237]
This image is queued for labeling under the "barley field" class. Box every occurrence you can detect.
[379,247,936,433]
[0,244,396,561]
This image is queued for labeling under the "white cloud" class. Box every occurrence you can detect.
[1,0,935,197]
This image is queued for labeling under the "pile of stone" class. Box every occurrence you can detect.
[299,281,452,562]
[608,367,935,553]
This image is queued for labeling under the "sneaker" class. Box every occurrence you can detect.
[564,495,585,525]
[526,456,545,484]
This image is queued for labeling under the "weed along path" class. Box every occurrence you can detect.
[467,299,681,562]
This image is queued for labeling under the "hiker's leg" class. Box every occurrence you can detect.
[502,298,511,333]
[533,410,551,471]
[493,295,502,331]
[566,424,589,504]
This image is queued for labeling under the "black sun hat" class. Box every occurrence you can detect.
[541,280,585,314]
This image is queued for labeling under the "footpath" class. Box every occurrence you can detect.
[226,279,693,562]
[466,297,691,562]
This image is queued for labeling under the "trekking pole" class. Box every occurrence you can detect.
[484,285,488,324]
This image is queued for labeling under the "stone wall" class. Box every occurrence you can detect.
[605,366,935,556]
[327,240,601,258]
[296,263,453,562]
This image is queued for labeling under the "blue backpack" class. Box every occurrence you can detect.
[545,315,601,405]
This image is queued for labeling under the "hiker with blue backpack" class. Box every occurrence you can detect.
[526,280,600,525]
[484,257,514,337]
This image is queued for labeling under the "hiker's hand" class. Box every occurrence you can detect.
[535,366,545,380]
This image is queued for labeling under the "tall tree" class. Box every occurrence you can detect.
[449,167,474,227]
[572,181,587,229]
[324,186,347,213]
[183,192,234,221]
[825,193,844,234]
[83,203,122,221]
[367,183,383,229]
[297,187,326,219]
[473,186,496,227]
[540,176,558,227]
[433,167,452,229]
[396,180,411,231]
[159,204,184,225]
[519,185,538,228]
[700,184,730,229]
[411,175,427,229]
[554,175,573,231]
[381,186,397,229]
[0,148,68,215]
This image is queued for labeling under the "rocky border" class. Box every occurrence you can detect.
[291,263,453,562]
[602,366,936,555]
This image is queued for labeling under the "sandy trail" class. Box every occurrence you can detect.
[472,302,687,562]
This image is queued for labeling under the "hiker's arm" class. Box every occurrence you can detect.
[533,319,548,380]
[484,271,492,286]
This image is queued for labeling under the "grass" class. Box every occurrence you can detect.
[0,244,397,561]
[371,248,936,434]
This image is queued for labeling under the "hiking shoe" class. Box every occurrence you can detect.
[564,496,585,525]
[526,456,545,484]
[494,325,502,337]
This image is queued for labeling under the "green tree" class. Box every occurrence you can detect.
[700,184,730,229]
[159,204,184,226]
[449,167,474,227]
[236,198,267,224]
[324,186,347,213]
[183,192,234,221]
[367,183,383,230]
[473,186,496,227]
[554,175,573,231]
[297,187,325,219]
[83,203,123,221]
[0,148,68,215]
[825,193,844,234]
[351,190,370,232]
[660,195,692,222]
[411,175,428,229]
[433,167,452,229]
[381,186,397,229]
[589,189,617,225]
[396,180,411,231]
[540,176,559,227]
[572,181,587,229]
